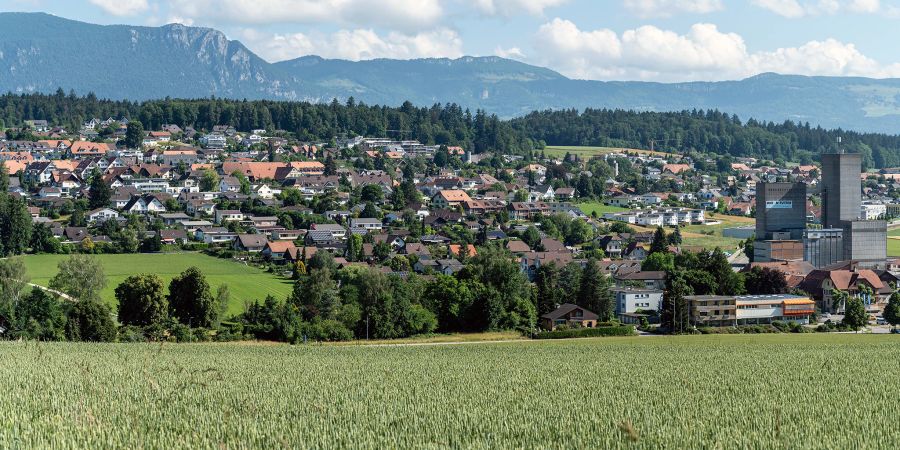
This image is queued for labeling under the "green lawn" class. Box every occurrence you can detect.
[545,145,675,159]
[577,201,628,216]
[1,334,898,448]
[888,238,900,257]
[21,253,293,316]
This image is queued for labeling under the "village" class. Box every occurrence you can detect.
[2,116,900,333]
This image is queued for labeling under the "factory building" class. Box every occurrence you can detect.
[820,153,862,228]
[754,182,807,262]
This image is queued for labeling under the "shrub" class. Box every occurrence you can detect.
[65,300,117,342]
[535,326,636,339]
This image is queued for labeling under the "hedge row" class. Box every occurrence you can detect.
[535,326,636,339]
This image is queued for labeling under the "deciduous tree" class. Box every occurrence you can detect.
[115,274,168,326]
[49,255,107,302]
[168,267,216,327]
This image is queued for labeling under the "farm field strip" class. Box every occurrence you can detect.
[0,334,896,448]
[21,253,293,315]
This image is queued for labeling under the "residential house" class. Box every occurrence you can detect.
[234,234,268,253]
[540,304,599,331]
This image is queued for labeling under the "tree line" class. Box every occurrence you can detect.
[0,91,538,155]
[7,92,900,166]
[510,108,900,169]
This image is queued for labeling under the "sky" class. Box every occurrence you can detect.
[4,0,900,82]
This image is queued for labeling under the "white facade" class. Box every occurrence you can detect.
[615,289,663,316]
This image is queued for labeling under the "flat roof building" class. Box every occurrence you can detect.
[687,294,816,327]
[821,153,862,229]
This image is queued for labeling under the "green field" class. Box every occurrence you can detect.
[577,201,629,216]
[21,253,293,316]
[0,334,897,447]
[545,145,675,159]
[888,238,900,257]
[679,213,753,251]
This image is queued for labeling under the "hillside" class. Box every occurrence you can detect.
[1,13,900,133]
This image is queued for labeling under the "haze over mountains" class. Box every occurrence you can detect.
[1,12,899,134]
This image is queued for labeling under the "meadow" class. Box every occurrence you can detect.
[545,145,675,159]
[21,253,293,316]
[0,334,897,448]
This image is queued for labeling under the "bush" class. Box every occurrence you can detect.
[66,300,117,342]
[118,325,147,343]
[535,326,636,339]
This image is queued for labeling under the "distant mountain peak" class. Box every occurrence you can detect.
[0,13,897,132]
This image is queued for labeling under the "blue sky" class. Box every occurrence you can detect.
[4,0,900,82]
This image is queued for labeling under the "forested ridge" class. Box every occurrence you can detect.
[4,91,900,168]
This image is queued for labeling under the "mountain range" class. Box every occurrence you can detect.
[1,12,899,134]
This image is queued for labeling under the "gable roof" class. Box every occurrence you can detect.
[541,303,599,321]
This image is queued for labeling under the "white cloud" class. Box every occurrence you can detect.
[531,18,900,81]
[168,0,443,31]
[623,0,724,18]
[241,28,463,62]
[494,46,526,59]
[752,0,885,17]
[472,0,568,16]
[848,0,880,12]
[165,15,194,26]
[89,0,149,16]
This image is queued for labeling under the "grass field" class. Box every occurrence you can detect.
[888,237,900,257]
[597,209,750,251]
[21,253,293,316]
[0,334,897,448]
[545,145,675,159]
[577,201,629,216]
[679,212,753,251]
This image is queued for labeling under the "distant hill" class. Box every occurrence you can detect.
[1,12,899,133]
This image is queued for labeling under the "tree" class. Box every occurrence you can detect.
[200,169,220,192]
[578,259,613,320]
[291,266,340,320]
[49,255,107,302]
[346,234,363,262]
[661,271,693,333]
[883,291,900,328]
[360,202,381,219]
[649,226,668,254]
[422,275,474,332]
[434,146,449,167]
[522,226,541,249]
[115,274,168,326]
[0,160,8,192]
[30,223,60,254]
[535,263,561,316]
[88,171,112,209]
[214,284,231,327]
[564,218,592,246]
[0,194,32,256]
[69,204,86,227]
[465,246,536,331]
[641,252,675,273]
[373,242,391,261]
[324,156,337,176]
[669,225,683,246]
[168,267,216,327]
[66,299,116,342]
[744,266,788,295]
[0,258,29,327]
[124,120,145,149]
[706,248,744,295]
[11,288,67,341]
[842,296,868,332]
[360,184,383,203]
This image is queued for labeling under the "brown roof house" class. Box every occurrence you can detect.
[234,234,268,253]
[541,304,599,331]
